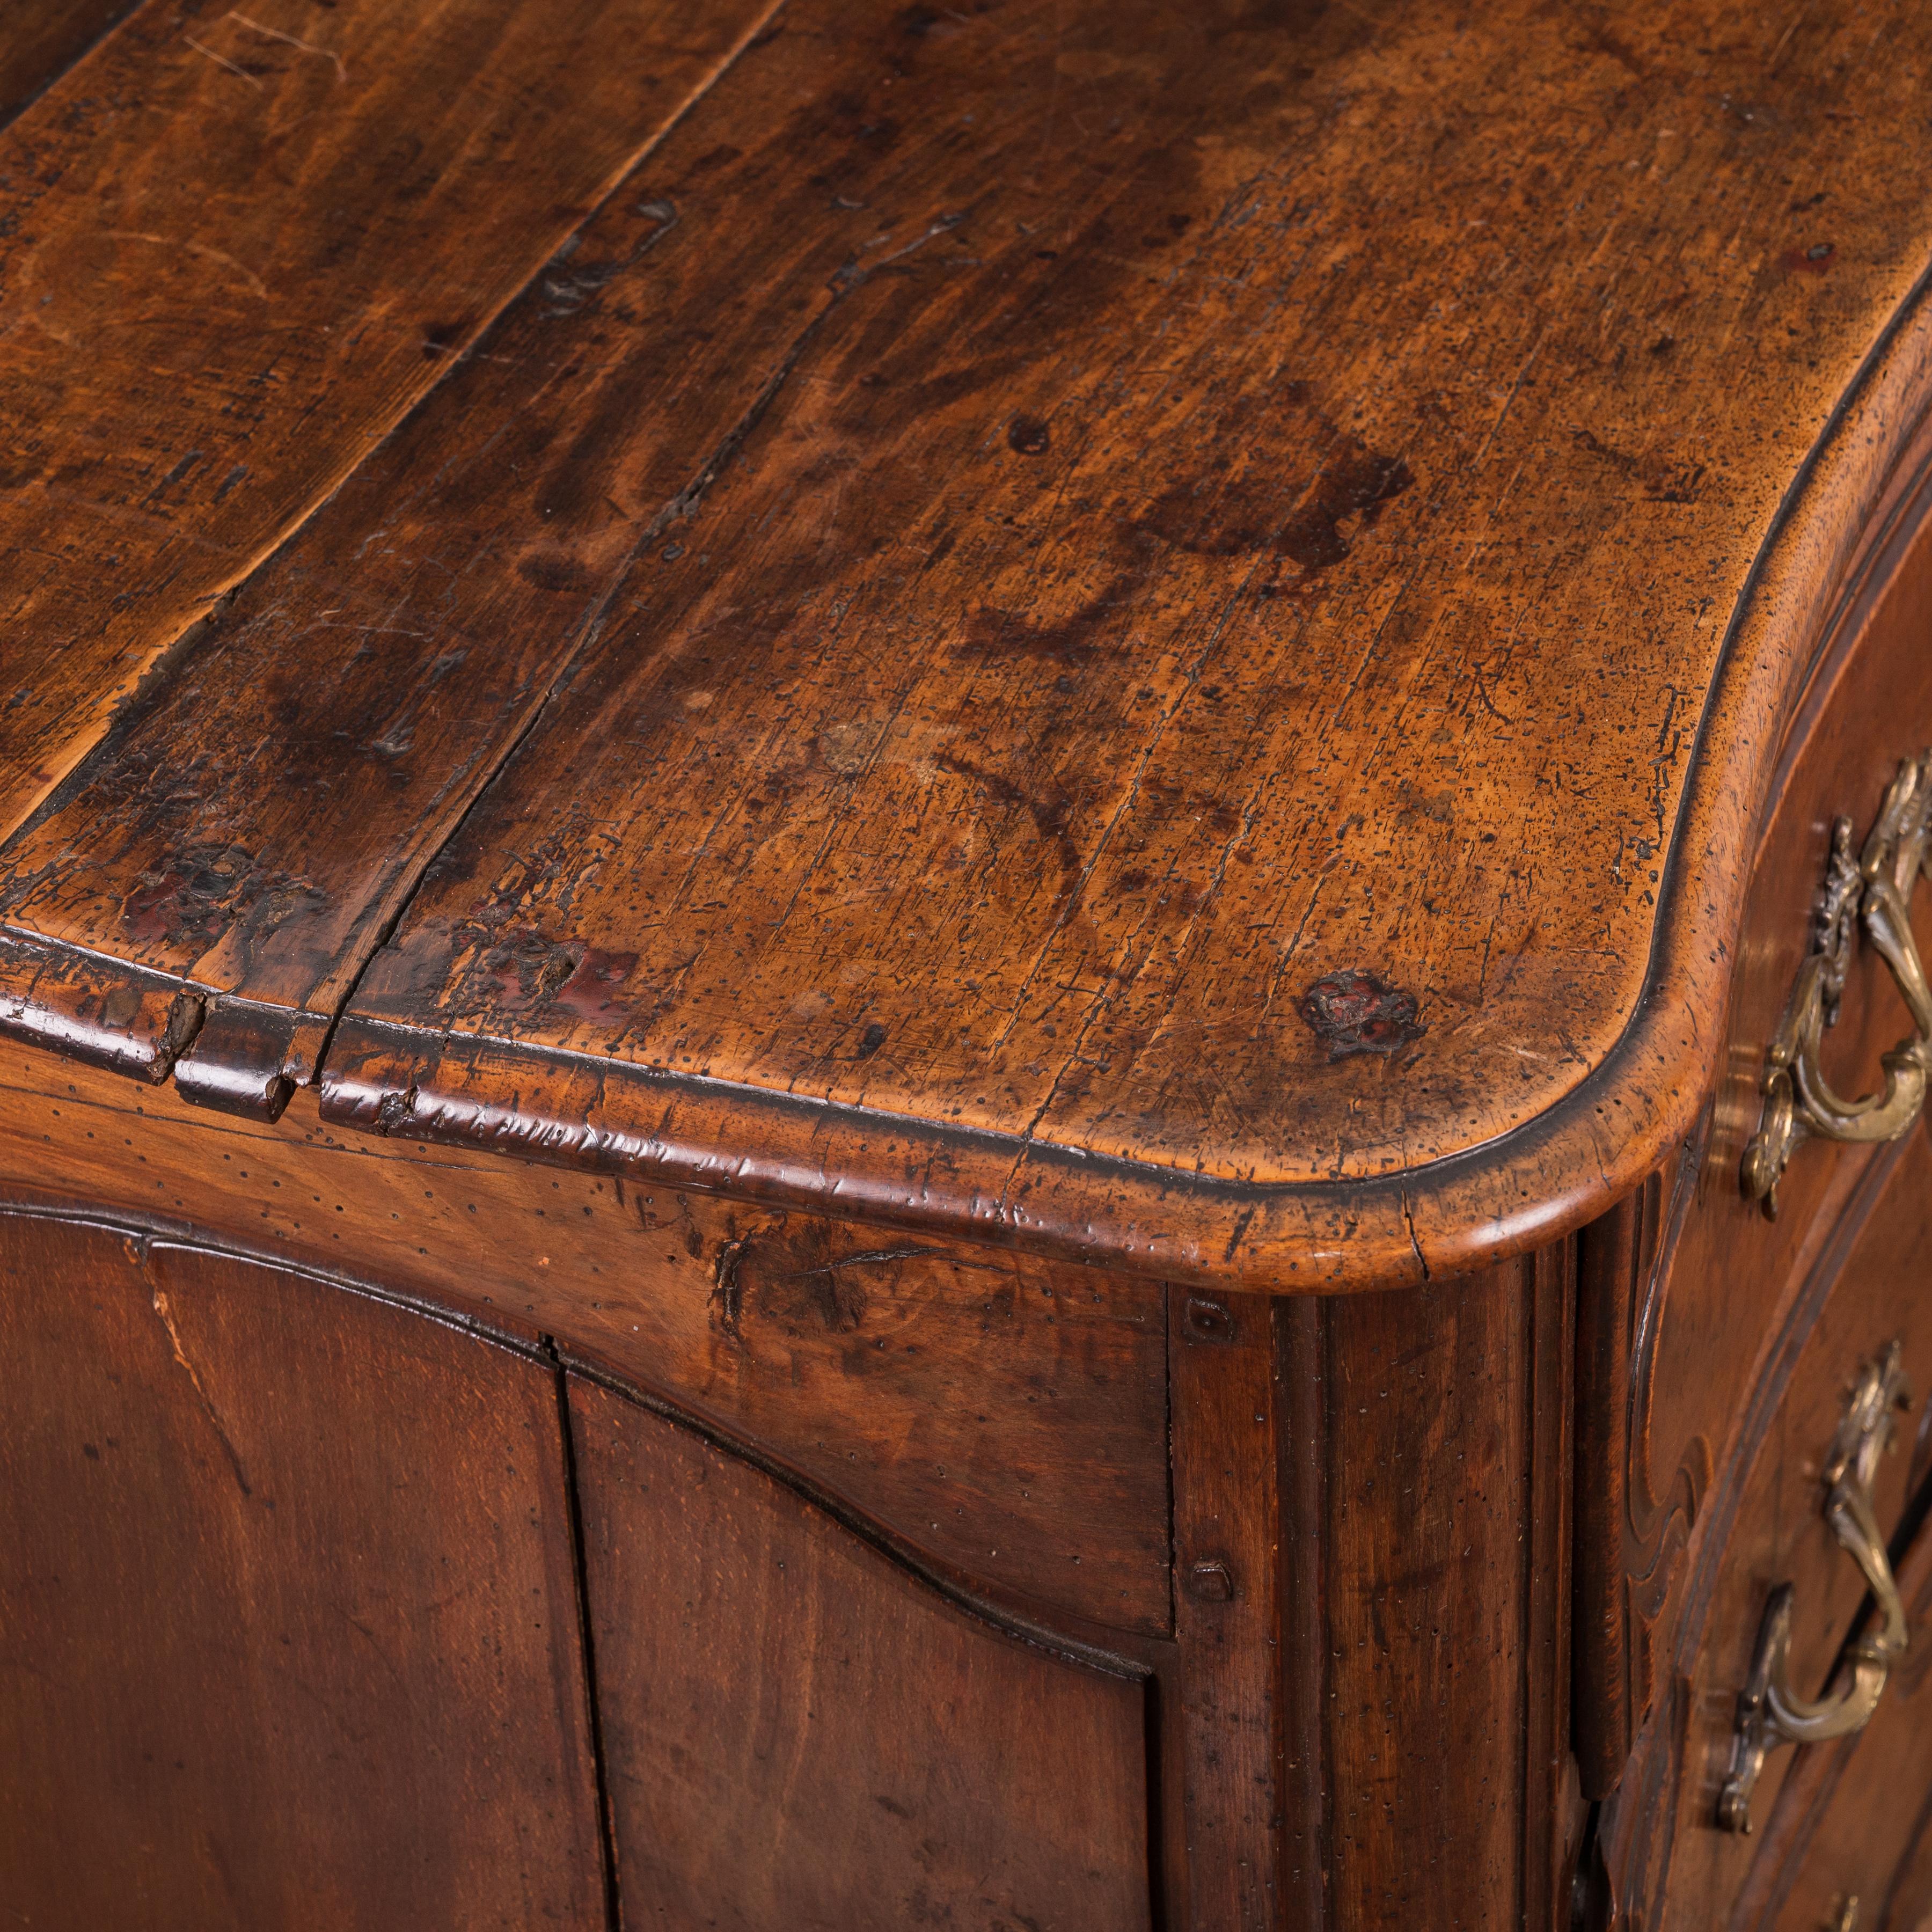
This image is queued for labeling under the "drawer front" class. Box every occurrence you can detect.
[1597,1128,1932,1929]
[1758,1491,1932,1932]
[1651,445,1932,1667]
[1578,449,1932,1803]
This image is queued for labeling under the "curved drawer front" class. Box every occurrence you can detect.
[1586,443,1932,1902]
[1598,1127,1932,1930]
[1578,440,1932,1777]
[1645,442,1932,1613]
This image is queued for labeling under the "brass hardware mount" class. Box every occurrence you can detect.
[1741,755,1932,1215]
[1717,1342,1911,1833]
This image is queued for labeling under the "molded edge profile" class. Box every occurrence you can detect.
[314,269,1932,1296]
[171,996,328,1121]
[311,1006,1676,1296]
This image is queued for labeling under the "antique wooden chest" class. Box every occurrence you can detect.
[6,2,1932,1926]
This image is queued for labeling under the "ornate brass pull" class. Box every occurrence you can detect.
[1717,1343,1911,1833]
[1742,756,1932,1214]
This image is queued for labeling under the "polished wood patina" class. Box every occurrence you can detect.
[6,2,1932,1926]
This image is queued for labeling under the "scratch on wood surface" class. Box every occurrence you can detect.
[182,34,262,89]
[228,11,348,82]
[150,1286,254,1494]
[104,231,269,301]
[710,1236,747,1337]
[1399,1189,1431,1282]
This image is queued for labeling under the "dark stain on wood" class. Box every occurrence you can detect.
[1297,968,1425,1058]
[8,0,1932,1288]
[1008,411,1052,454]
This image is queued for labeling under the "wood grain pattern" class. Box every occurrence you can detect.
[0,0,775,841]
[2,1,1931,1285]
[1316,1262,1546,1928]
[0,1,138,129]
[1171,1287,1284,1930]
[1525,1241,1584,1932]
[0,1038,1170,1640]
[1277,1298,1329,1932]
[275,0,1932,1235]
[567,1371,1155,1931]
[0,1210,605,1929]
[7,0,1932,1920]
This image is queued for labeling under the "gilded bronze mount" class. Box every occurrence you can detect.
[1741,754,1932,1215]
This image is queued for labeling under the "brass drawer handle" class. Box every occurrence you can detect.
[1743,756,1932,1214]
[1718,1342,1911,1833]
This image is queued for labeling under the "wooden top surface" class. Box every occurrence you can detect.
[5,0,1932,1290]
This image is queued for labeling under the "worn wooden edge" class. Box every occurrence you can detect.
[309,1005,1655,1297]
[172,994,329,1121]
[0,928,325,1118]
[0,1045,1181,1649]
[0,926,203,1083]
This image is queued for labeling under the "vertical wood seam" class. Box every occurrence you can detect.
[546,1344,624,1932]
[1155,1278,1178,1932]
[159,0,800,1093]
[1277,1297,1328,1932]
[1522,1241,1578,1932]
[1522,1263,1539,1932]
[1145,1671,1174,1932]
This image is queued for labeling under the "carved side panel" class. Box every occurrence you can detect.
[0,1210,606,1927]
[568,1374,1157,1931]
[0,1049,1172,1643]
[1575,1155,1710,1800]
